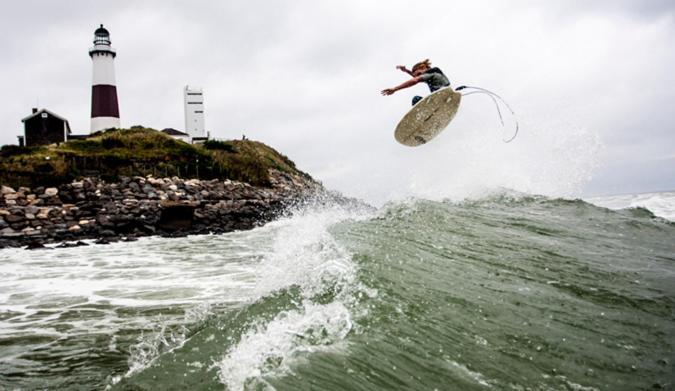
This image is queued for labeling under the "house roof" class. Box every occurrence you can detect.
[161,128,190,136]
[21,108,71,133]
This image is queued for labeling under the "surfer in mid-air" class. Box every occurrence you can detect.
[383,58,519,145]
[381,59,451,105]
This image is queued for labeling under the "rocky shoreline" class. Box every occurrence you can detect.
[0,170,324,249]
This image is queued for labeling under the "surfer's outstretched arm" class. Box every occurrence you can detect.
[396,65,414,76]
[381,77,422,96]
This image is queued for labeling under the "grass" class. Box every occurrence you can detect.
[0,128,312,189]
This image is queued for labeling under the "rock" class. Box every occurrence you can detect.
[22,227,41,236]
[24,206,40,215]
[1,186,16,194]
[56,242,76,248]
[157,201,195,232]
[1,227,19,237]
[29,198,44,206]
[141,224,156,234]
[128,182,141,192]
[0,170,324,249]
[56,240,89,248]
[26,242,49,250]
[37,208,51,219]
[97,215,114,227]
[100,229,116,237]
[5,214,24,223]
[44,188,59,197]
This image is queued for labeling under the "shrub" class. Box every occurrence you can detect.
[0,145,31,158]
[67,139,104,153]
[101,137,125,149]
[203,139,235,152]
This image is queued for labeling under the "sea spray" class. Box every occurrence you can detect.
[325,103,602,205]
[213,204,374,389]
[216,301,353,390]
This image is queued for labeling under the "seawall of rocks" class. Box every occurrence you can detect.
[0,170,322,249]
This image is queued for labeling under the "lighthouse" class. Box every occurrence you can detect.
[89,24,120,132]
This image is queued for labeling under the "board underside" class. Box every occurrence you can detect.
[394,88,462,146]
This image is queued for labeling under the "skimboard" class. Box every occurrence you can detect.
[394,87,462,146]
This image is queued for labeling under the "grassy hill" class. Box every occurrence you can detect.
[0,127,312,188]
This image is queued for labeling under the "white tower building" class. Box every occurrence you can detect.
[184,85,205,140]
[89,24,120,132]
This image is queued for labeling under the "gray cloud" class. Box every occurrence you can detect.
[1,1,674,202]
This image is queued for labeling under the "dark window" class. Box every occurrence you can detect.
[186,92,202,96]
[194,110,203,113]
[187,102,202,104]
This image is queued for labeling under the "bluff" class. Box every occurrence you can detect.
[0,128,329,249]
[0,127,308,188]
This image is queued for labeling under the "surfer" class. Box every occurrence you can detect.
[381,59,451,105]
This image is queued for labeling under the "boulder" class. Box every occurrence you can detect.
[5,214,25,223]
[128,182,141,192]
[44,188,59,197]
[157,201,195,232]
[0,227,20,237]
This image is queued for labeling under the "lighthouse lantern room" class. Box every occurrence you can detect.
[89,24,120,132]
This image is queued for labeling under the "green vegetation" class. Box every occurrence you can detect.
[0,127,312,188]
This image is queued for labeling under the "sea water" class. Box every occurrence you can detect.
[0,192,673,390]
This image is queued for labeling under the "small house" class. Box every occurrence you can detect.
[20,108,71,146]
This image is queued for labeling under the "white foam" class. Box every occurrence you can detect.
[251,205,363,299]
[216,301,353,390]
[587,191,675,221]
[213,204,371,389]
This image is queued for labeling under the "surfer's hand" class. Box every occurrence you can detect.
[396,65,413,75]
[381,88,396,96]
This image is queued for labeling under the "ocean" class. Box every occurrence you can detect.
[0,191,673,390]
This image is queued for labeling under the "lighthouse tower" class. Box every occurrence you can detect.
[89,24,120,132]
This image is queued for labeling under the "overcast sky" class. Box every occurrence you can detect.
[1,1,673,203]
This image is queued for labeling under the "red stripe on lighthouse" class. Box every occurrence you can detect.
[91,85,120,118]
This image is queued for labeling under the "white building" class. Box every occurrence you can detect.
[184,85,206,141]
[89,24,120,132]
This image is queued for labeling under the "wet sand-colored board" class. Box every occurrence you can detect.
[394,87,462,146]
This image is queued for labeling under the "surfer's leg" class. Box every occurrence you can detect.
[412,96,423,106]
